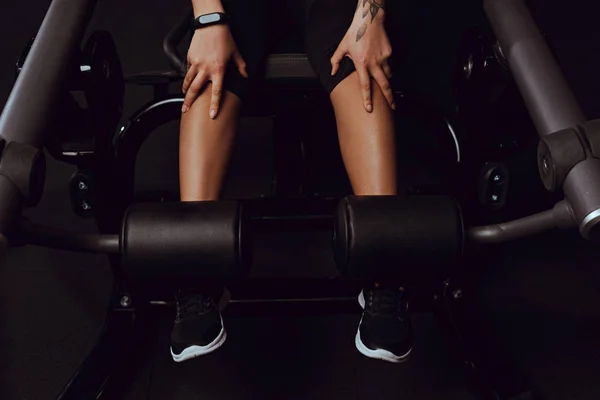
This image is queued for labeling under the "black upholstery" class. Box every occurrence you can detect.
[265,53,315,79]
[121,201,250,281]
[333,195,464,279]
[265,29,315,79]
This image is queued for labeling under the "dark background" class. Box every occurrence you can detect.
[1,0,600,399]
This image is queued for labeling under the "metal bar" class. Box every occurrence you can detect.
[14,196,338,253]
[468,200,576,244]
[468,209,555,244]
[484,0,600,238]
[0,0,97,236]
[252,215,332,231]
[0,0,97,146]
[17,220,120,254]
[483,0,586,135]
[150,297,356,306]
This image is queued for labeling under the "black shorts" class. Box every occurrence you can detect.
[190,0,402,101]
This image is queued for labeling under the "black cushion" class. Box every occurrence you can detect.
[265,53,315,79]
[334,195,464,280]
[121,201,251,281]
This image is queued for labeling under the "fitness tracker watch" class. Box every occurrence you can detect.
[192,12,229,30]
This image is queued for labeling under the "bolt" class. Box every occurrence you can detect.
[542,157,549,175]
[120,295,132,308]
[78,181,88,191]
[493,174,501,182]
[81,200,92,211]
[452,289,463,299]
[433,294,439,301]
[491,194,499,202]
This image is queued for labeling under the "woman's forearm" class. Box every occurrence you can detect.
[357,0,386,18]
[192,0,225,16]
[355,0,386,41]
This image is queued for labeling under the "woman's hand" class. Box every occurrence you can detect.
[330,0,394,113]
[182,23,247,118]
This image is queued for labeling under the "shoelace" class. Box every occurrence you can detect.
[365,288,407,319]
[175,291,214,322]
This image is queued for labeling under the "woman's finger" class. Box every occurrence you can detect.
[382,61,393,80]
[182,70,208,113]
[356,65,372,113]
[371,65,395,110]
[233,51,248,78]
[182,64,198,95]
[209,73,224,119]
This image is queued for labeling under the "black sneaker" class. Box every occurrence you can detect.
[170,289,227,362]
[356,284,413,363]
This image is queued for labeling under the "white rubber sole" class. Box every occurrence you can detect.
[171,317,227,363]
[355,290,413,363]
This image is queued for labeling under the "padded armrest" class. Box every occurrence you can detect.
[265,53,316,80]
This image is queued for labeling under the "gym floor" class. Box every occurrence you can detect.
[2,1,600,399]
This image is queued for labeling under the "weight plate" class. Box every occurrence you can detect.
[81,30,125,120]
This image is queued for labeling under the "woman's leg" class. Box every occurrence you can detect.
[329,72,397,195]
[330,74,413,363]
[179,84,242,201]
[173,0,275,364]
[180,0,273,201]
[303,0,411,363]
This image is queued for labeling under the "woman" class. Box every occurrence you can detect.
[173,0,412,364]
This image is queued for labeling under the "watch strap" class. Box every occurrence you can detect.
[193,12,229,30]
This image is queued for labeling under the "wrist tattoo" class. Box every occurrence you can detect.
[356,0,385,42]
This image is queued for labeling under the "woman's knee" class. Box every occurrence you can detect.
[184,84,241,120]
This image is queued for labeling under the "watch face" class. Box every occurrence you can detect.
[199,13,221,24]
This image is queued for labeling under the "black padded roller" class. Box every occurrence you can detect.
[121,201,249,280]
[334,196,464,279]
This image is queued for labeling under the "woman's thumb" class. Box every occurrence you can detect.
[330,44,346,76]
[234,52,248,78]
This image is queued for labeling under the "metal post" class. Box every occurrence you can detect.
[484,0,600,239]
[483,0,585,135]
[0,0,98,146]
[0,0,97,235]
